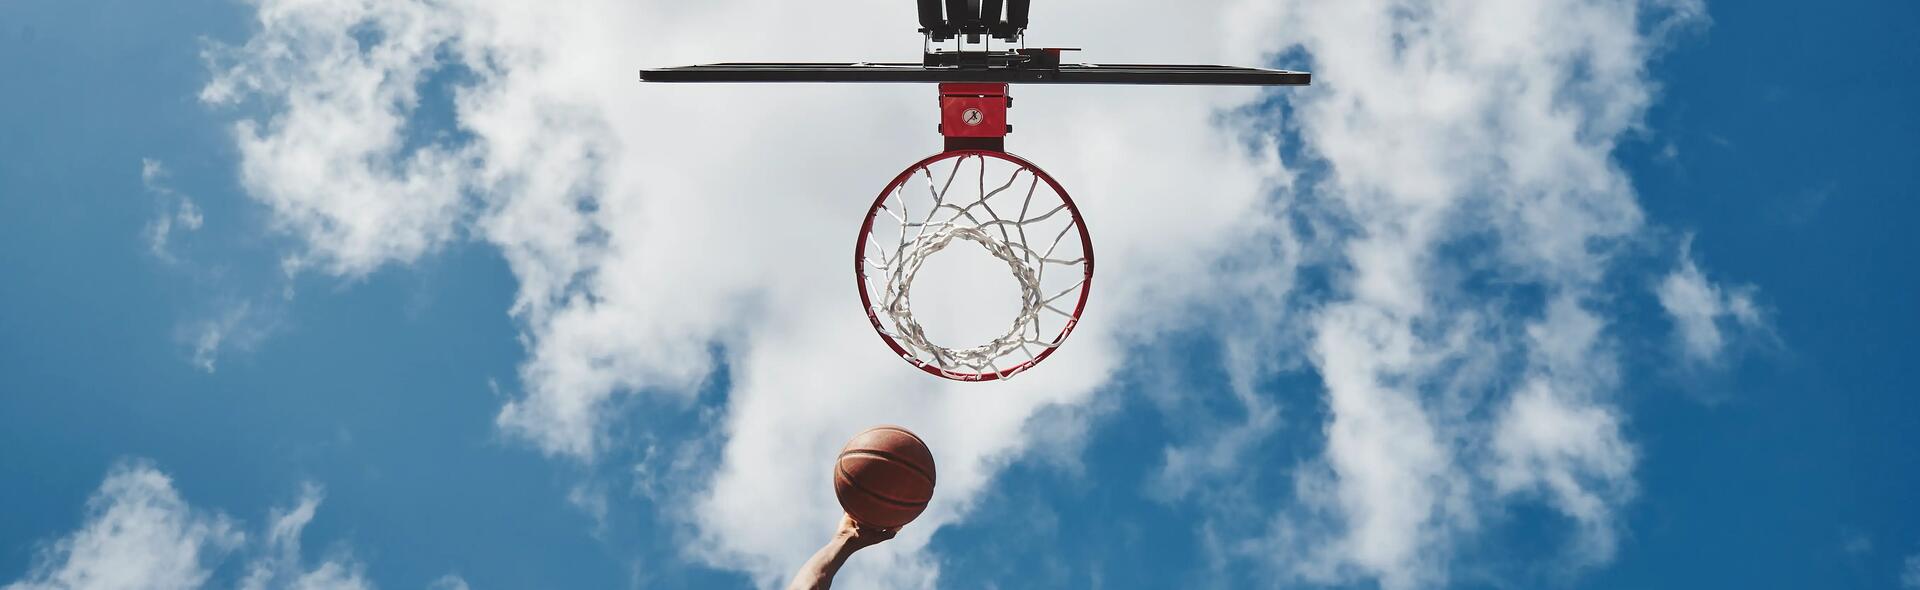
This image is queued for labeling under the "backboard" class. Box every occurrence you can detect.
[641,60,1309,86]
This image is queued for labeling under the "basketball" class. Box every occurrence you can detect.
[834,425,937,529]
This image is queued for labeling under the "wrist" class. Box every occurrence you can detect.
[822,537,863,571]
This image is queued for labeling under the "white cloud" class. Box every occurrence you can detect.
[202,0,474,278]
[1657,236,1765,365]
[1489,379,1635,563]
[7,463,372,590]
[1208,0,1705,586]
[1483,298,1635,567]
[426,575,469,590]
[238,485,374,590]
[1904,553,1920,589]
[5,462,242,590]
[201,0,1747,588]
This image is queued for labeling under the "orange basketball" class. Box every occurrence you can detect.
[834,425,937,530]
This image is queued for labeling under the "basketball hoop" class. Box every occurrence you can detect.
[856,150,1092,381]
[640,0,1306,381]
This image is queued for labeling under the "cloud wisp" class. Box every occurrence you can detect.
[139,157,284,374]
[1658,236,1767,366]
[238,485,373,590]
[140,159,205,264]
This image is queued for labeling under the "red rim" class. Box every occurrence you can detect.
[854,150,1095,382]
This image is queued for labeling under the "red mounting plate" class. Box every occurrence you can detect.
[938,83,1010,151]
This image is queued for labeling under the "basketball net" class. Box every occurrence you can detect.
[860,152,1090,380]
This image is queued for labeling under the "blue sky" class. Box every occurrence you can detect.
[2,1,1916,589]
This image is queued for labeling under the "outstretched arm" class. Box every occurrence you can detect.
[786,515,897,590]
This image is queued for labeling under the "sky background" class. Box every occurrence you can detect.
[2,0,1917,589]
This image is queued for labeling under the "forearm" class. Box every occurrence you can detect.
[786,536,858,590]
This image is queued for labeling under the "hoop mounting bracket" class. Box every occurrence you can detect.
[937,83,1010,152]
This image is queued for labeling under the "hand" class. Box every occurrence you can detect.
[788,515,896,590]
[835,514,897,550]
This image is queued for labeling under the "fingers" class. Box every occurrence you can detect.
[852,519,898,536]
[840,515,901,544]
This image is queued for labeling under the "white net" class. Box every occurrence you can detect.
[859,152,1091,380]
